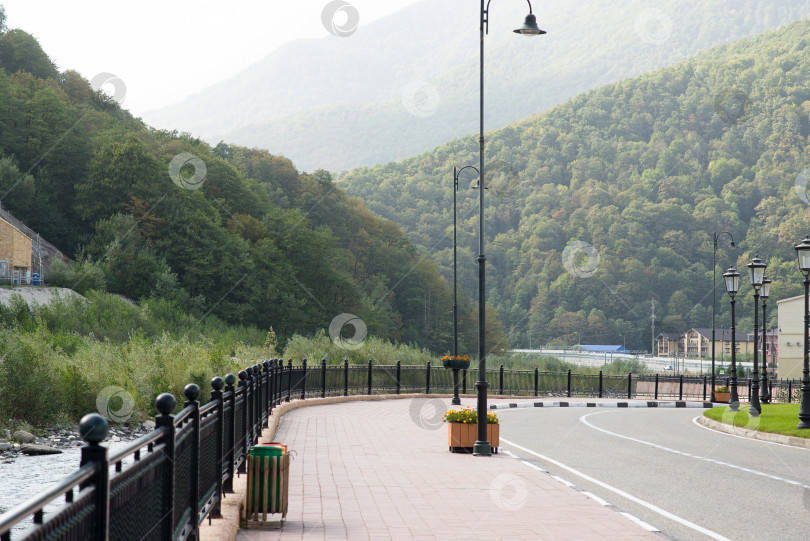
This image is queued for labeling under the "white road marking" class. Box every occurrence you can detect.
[581,491,609,506]
[501,437,732,541]
[580,411,810,489]
[551,475,574,487]
[620,512,660,532]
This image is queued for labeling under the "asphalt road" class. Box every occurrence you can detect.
[497,407,810,541]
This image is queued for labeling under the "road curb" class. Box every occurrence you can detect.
[696,414,810,449]
[490,400,716,410]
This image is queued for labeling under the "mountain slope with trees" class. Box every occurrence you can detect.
[0,8,503,355]
[340,18,810,351]
[144,0,810,172]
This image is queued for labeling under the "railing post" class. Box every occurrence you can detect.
[268,360,275,410]
[655,373,659,400]
[254,364,262,440]
[396,360,402,395]
[301,358,308,400]
[263,360,271,426]
[238,370,248,474]
[598,371,603,398]
[703,375,707,401]
[748,378,752,402]
[679,375,684,400]
[463,369,467,395]
[367,359,373,395]
[210,377,225,518]
[426,361,431,394]
[499,364,504,395]
[223,373,236,493]
[627,373,632,399]
[321,359,327,398]
[245,366,255,446]
[344,359,349,396]
[534,368,539,397]
[78,413,110,541]
[567,369,572,398]
[286,359,293,402]
[789,380,793,403]
[183,383,201,540]
[154,392,177,539]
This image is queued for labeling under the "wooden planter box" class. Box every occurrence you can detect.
[447,422,499,453]
[714,392,730,403]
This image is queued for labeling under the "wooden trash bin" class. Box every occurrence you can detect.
[244,447,290,527]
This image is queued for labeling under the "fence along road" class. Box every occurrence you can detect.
[0,358,803,540]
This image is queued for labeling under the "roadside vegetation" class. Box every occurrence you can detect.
[704,404,810,439]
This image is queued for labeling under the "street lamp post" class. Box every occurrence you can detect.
[451,166,479,406]
[794,237,810,429]
[711,232,735,402]
[723,267,741,411]
[760,276,772,404]
[473,0,545,457]
[747,255,766,416]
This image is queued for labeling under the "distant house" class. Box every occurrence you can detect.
[656,328,753,359]
[0,215,32,283]
[656,333,681,357]
[0,205,68,283]
[777,295,803,379]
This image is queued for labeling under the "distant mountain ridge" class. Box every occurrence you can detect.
[143,0,810,172]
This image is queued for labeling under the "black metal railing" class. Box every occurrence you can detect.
[0,358,802,540]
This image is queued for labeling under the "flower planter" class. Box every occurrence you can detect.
[447,422,499,453]
[714,392,730,403]
[442,358,471,370]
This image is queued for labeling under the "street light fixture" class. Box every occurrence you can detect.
[450,166,479,406]
[711,232,735,402]
[747,255,766,416]
[723,266,741,411]
[760,275,772,404]
[794,237,810,429]
[473,0,545,457]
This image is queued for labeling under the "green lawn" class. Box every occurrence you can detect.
[704,404,810,439]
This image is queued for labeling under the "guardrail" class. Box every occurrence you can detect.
[0,359,801,540]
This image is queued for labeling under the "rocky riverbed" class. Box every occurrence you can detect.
[0,422,152,462]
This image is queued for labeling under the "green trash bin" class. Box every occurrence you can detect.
[248,444,285,512]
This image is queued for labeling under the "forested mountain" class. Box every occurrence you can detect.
[0,13,504,354]
[143,0,810,172]
[340,18,810,351]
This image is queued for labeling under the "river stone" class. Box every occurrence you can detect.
[0,442,10,452]
[12,430,36,444]
[142,420,156,430]
[20,444,62,455]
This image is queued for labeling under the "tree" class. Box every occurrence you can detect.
[0,5,7,33]
[0,30,58,79]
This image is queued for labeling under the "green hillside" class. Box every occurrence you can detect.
[0,12,502,355]
[341,18,810,351]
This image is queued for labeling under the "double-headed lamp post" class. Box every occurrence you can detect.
[747,255,766,416]
[794,237,810,429]
[760,276,772,404]
[711,232,735,402]
[723,266,741,411]
[451,166,479,406]
[473,0,545,457]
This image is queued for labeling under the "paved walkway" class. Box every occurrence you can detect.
[235,397,659,540]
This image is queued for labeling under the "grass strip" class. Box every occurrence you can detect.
[704,404,810,439]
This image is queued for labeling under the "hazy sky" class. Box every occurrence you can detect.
[1,0,422,116]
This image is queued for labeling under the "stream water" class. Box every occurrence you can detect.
[0,441,131,536]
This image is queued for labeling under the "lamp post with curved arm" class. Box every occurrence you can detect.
[473,0,545,457]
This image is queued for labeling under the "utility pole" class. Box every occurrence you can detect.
[650,299,656,355]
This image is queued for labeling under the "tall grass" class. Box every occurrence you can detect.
[0,292,273,427]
